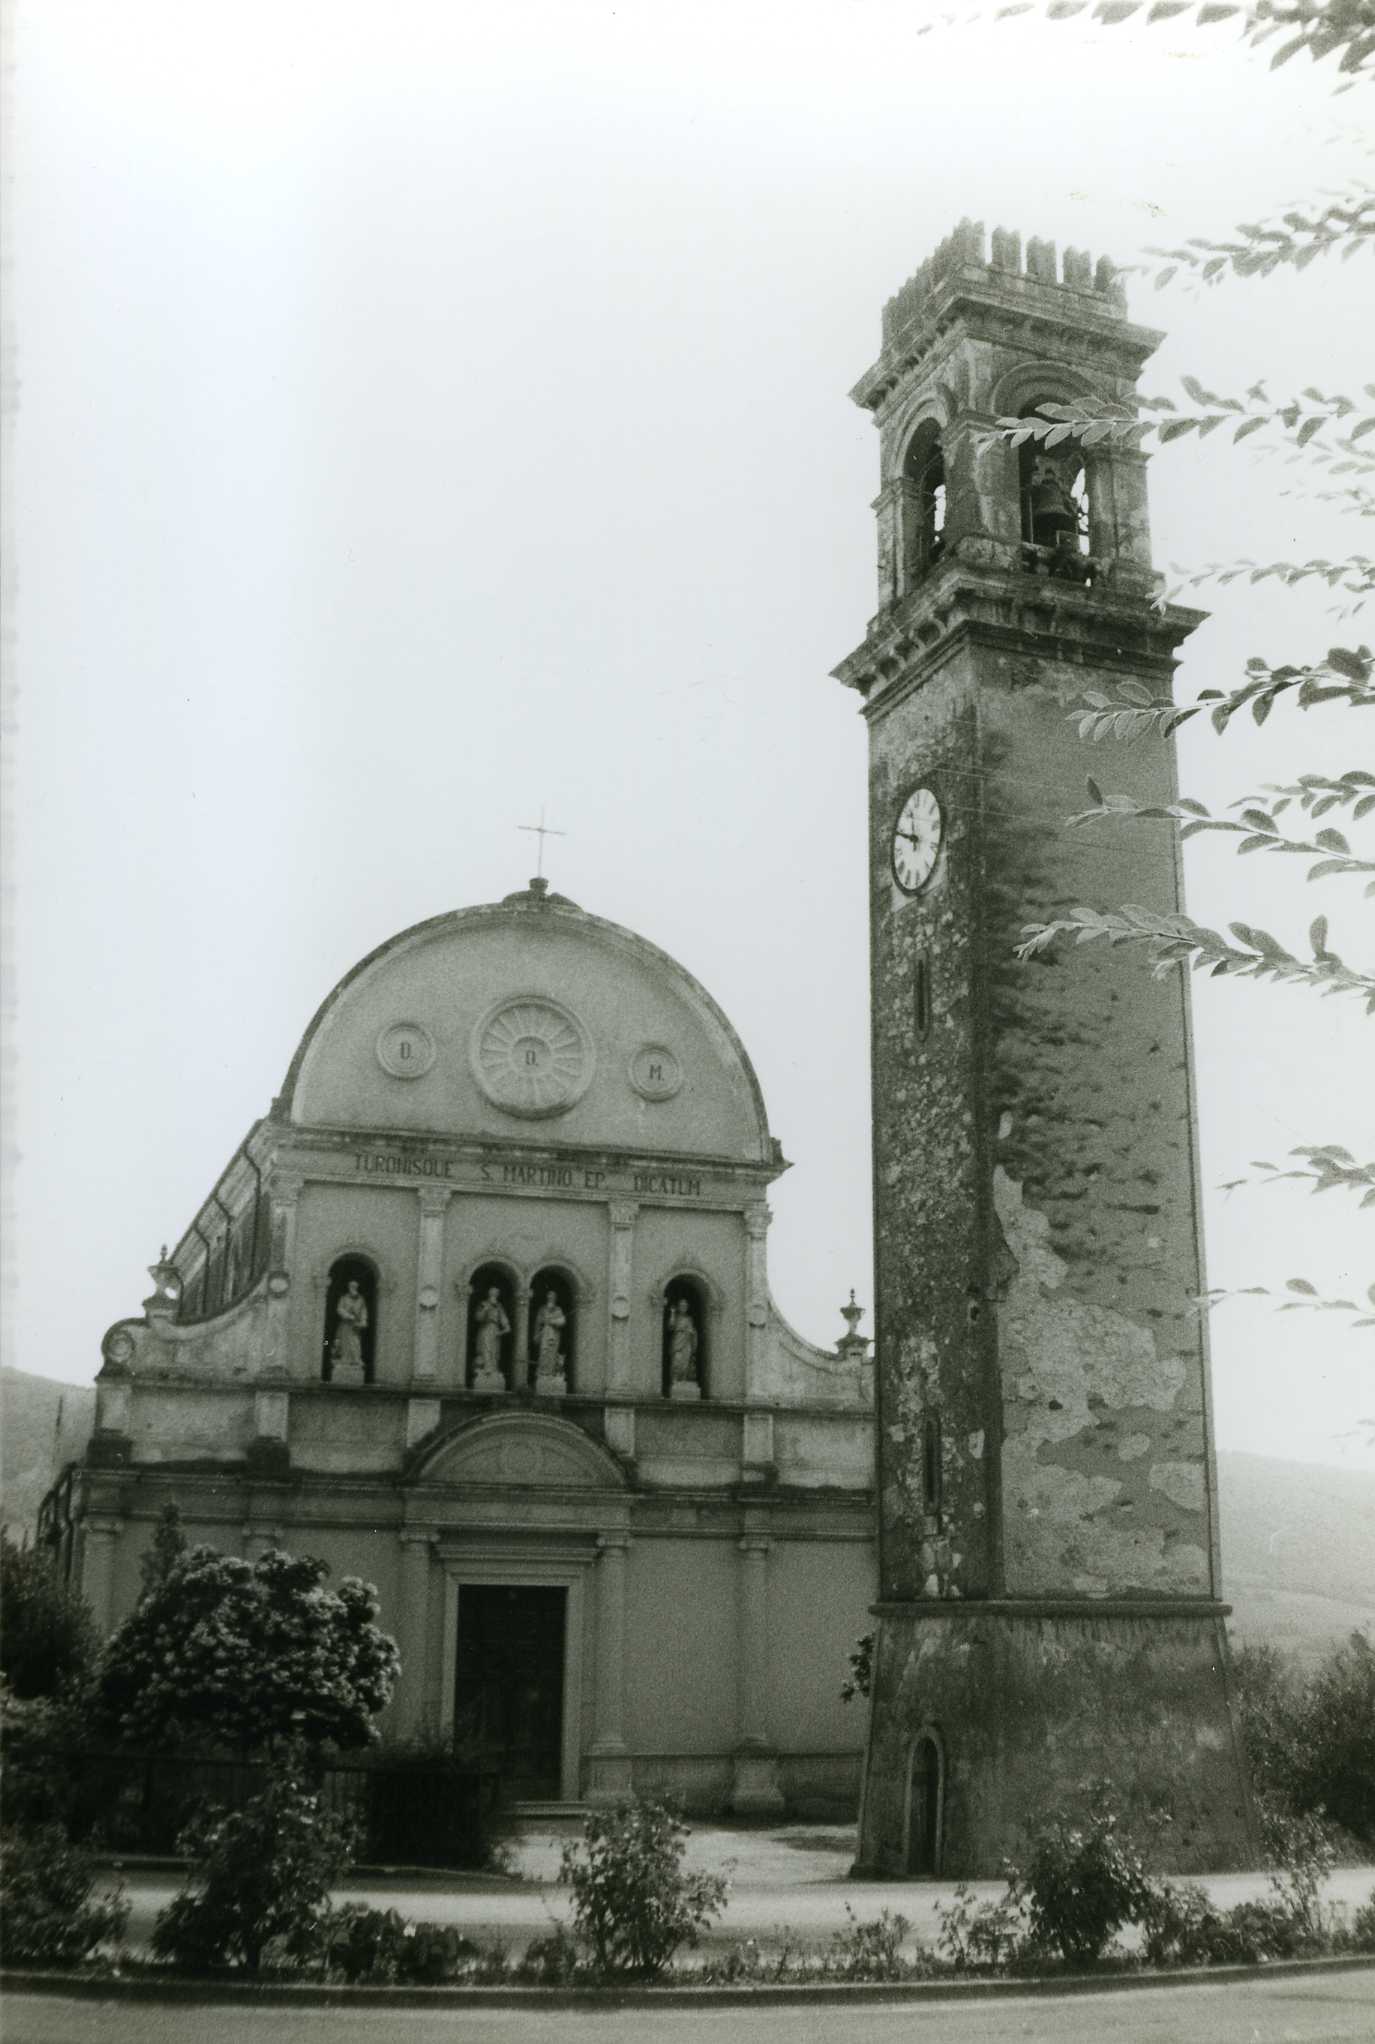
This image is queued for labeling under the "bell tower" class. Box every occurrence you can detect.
[834,221,1255,1876]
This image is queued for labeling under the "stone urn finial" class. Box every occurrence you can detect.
[837,1289,870,1360]
[143,1245,180,1318]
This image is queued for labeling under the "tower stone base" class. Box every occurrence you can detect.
[855,1603,1257,1879]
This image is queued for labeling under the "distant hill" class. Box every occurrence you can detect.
[1,1367,96,1538]
[1,1368,1371,1661]
[1217,1450,1375,1667]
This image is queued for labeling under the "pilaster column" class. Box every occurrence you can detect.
[743,1204,771,1396]
[82,1518,122,1637]
[586,1530,633,1802]
[730,1528,785,1815]
[606,1203,638,1394]
[873,479,904,609]
[264,1176,303,1375]
[396,1530,435,1736]
[413,1188,451,1382]
[513,1287,531,1390]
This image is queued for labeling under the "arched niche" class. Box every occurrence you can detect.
[660,1273,710,1400]
[323,1253,379,1385]
[901,419,947,583]
[529,1266,578,1391]
[467,1261,518,1389]
[905,1727,946,1878]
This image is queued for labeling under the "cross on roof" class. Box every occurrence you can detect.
[518,806,567,881]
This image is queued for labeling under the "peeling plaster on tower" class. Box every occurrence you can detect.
[834,220,1256,1877]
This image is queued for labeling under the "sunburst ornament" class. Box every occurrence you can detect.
[471,997,594,1118]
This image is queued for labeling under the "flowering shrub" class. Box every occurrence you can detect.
[0,1824,128,1966]
[98,1546,399,1755]
[560,1799,728,1980]
[150,1762,354,1972]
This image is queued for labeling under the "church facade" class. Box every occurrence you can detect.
[44,881,875,1815]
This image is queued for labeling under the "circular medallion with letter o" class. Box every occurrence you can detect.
[376,1022,436,1079]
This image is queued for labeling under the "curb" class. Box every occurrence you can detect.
[4,1954,1373,2011]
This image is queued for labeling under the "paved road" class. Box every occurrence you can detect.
[5,1971,1375,2043]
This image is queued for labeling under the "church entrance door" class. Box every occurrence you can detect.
[454,1584,567,1802]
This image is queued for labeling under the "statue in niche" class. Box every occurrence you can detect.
[331,1280,368,1384]
[473,1287,511,1386]
[667,1297,699,1398]
[533,1290,567,1386]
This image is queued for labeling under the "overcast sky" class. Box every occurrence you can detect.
[3,0,1371,1474]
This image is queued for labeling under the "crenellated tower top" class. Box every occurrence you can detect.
[835,218,1181,677]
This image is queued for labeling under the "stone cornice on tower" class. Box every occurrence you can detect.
[833,559,1207,705]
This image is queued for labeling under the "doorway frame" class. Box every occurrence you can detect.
[437,1541,592,1803]
[902,1724,946,1878]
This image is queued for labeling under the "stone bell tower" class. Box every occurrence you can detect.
[834,221,1255,1877]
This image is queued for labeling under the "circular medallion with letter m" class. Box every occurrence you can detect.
[471,997,595,1118]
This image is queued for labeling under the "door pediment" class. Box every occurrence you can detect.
[411,1410,627,1492]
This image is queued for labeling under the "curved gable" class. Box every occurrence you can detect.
[411,1411,628,1492]
[278,895,774,1164]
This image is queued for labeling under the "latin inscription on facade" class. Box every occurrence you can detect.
[350,1150,705,1200]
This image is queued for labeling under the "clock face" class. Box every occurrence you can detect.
[892,787,943,894]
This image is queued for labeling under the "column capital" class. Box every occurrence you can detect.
[738,1534,772,1557]
[270,1174,305,1206]
[85,1517,123,1540]
[743,1204,772,1240]
[608,1201,639,1230]
[399,1526,437,1549]
[596,1530,632,1556]
[417,1186,453,1218]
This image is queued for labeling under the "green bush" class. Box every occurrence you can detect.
[0,1536,97,1703]
[1232,1631,1375,1848]
[324,1903,476,1984]
[559,1798,728,1980]
[514,1926,583,1984]
[933,1882,1028,1970]
[1009,1807,1154,1966]
[824,1907,915,1980]
[150,1761,355,1973]
[0,1824,128,1966]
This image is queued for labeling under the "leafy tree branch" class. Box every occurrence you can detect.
[1224,1143,1375,1204]
[1203,1277,1375,1327]
[1067,780,1375,886]
[1144,191,1375,284]
[940,1,1375,85]
[1016,904,1375,1006]
[1070,650,1375,740]
[997,384,1375,453]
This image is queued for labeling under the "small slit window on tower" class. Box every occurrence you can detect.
[903,421,946,581]
[922,1414,943,1515]
[914,951,931,1039]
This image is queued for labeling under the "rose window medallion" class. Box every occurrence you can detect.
[471,997,594,1118]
